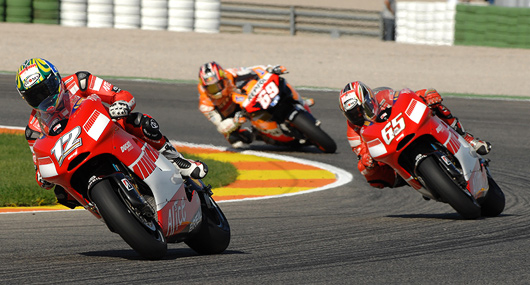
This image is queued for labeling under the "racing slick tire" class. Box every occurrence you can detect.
[91,179,167,259]
[417,156,481,219]
[291,112,337,153]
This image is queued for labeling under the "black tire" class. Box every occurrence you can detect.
[417,156,481,219]
[480,176,505,217]
[185,195,230,255]
[291,112,337,153]
[90,179,167,260]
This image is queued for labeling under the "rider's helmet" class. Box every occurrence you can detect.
[339,81,379,126]
[16,58,66,113]
[199,61,229,100]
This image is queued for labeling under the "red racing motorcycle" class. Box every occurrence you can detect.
[360,89,505,219]
[33,94,230,259]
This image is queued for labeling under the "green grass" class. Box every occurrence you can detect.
[0,133,238,207]
[0,133,56,206]
[183,153,239,189]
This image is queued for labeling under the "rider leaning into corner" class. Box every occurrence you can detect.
[197,61,314,148]
[339,81,492,189]
[15,58,208,208]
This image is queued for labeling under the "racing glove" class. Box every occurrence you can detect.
[109,100,131,119]
[36,170,54,190]
[360,152,376,169]
[266,65,288,75]
[419,89,442,107]
[234,111,247,125]
[217,111,248,134]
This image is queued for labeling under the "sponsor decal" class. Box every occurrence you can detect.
[405,99,427,124]
[121,141,133,152]
[367,138,387,158]
[92,77,103,91]
[38,156,58,178]
[121,178,134,191]
[103,81,112,92]
[167,199,187,236]
[83,110,110,141]
[24,73,41,88]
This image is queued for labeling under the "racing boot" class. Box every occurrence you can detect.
[158,139,208,179]
[431,104,491,155]
[463,133,492,155]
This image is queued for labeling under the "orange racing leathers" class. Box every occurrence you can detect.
[198,65,305,144]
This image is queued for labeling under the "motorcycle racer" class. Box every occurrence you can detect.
[16,58,207,207]
[339,81,492,189]
[197,61,313,148]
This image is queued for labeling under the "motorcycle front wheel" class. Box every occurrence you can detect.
[291,112,337,153]
[417,156,481,219]
[91,179,167,260]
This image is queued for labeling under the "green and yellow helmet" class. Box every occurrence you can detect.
[16,58,63,110]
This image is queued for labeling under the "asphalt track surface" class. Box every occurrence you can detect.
[1,75,529,284]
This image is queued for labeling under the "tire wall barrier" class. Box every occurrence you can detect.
[1,1,529,49]
[396,1,530,49]
[396,2,456,46]
[454,4,530,49]
[0,0,220,33]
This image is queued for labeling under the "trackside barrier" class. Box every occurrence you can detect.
[1,1,529,49]
[396,1,457,46]
[454,4,530,49]
[219,2,381,38]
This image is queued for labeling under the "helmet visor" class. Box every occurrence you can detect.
[205,80,225,96]
[24,73,61,109]
[360,86,379,122]
[344,104,364,126]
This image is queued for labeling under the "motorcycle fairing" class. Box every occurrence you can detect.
[361,91,489,198]
[34,95,201,238]
[112,129,201,237]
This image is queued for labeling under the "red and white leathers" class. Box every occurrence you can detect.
[347,87,486,189]
[198,64,309,147]
[26,72,206,190]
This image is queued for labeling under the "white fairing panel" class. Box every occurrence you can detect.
[453,135,489,198]
[144,155,184,211]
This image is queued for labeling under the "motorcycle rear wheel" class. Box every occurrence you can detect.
[91,179,167,259]
[291,112,337,153]
[417,156,481,219]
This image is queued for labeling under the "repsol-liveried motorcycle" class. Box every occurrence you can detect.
[360,89,505,219]
[33,94,230,259]
[232,70,336,153]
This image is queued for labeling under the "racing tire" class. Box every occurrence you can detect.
[480,176,505,217]
[291,112,337,153]
[185,193,230,255]
[91,179,167,260]
[417,156,481,219]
